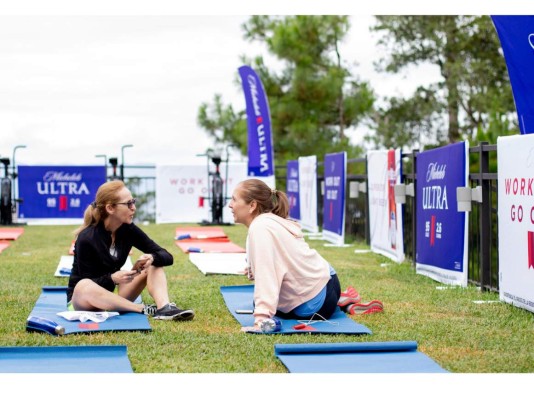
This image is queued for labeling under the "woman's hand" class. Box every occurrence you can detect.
[133,254,154,273]
[112,270,139,285]
[240,320,262,333]
[243,266,254,281]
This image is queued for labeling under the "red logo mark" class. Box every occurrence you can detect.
[59,196,68,211]
[430,215,436,246]
[528,231,534,269]
[78,323,99,330]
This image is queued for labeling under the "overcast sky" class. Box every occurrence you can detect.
[0,2,526,169]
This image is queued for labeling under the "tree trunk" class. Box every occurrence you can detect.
[444,21,460,143]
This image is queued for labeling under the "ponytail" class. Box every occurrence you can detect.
[73,180,126,236]
[270,189,289,219]
[238,179,289,219]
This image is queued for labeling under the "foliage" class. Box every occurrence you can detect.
[469,111,517,174]
[474,110,517,145]
[370,15,516,148]
[197,94,248,151]
[198,14,520,178]
[125,177,156,223]
[197,16,375,165]
[366,86,446,151]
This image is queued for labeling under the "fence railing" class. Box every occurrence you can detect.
[275,143,499,292]
[466,143,499,292]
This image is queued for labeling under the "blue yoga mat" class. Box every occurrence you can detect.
[220,285,371,335]
[0,345,133,373]
[27,286,151,335]
[274,341,449,373]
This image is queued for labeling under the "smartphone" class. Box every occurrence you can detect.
[235,309,253,314]
[133,259,144,273]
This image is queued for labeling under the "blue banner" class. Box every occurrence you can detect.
[18,166,107,219]
[238,65,275,177]
[492,16,534,134]
[322,152,346,245]
[415,142,469,286]
[286,160,300,220]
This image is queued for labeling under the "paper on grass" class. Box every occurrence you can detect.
[189,252,247,275]
[55,256,133,277]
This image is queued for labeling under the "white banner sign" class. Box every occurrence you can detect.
[497,135,534,313]
[155,163,247,224]
[367,149,405,263]
[298,155,319,233]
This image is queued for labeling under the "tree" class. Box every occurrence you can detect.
[125,177,155,223]
[370,15,515,148]
[366,86,445,150]
[197,94,247,150]
[197,16,375,165]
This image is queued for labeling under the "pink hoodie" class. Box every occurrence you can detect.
[247,213,331,324]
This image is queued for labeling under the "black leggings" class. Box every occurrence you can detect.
[276,274,341,320]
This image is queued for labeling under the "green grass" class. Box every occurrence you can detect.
[1,222,533,373]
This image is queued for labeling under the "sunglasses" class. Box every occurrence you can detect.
[115,198,137,210]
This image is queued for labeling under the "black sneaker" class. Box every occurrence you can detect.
[153,303,195,321]
[142,304,158,316]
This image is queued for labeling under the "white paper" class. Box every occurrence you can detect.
[57,311,120,323]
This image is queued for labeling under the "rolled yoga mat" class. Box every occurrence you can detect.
[0,345,133,373]
[274,341,448,373]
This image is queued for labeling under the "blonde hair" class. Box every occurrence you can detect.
[74,180,126,236]
[236,179,289,218]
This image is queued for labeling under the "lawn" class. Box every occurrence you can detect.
[1,222,533,376]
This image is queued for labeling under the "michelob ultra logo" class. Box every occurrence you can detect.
[426,162,446,182]
[18,165,106,219]
[37,170,90,195]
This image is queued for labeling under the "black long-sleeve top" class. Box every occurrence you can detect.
[66,221,173,302]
